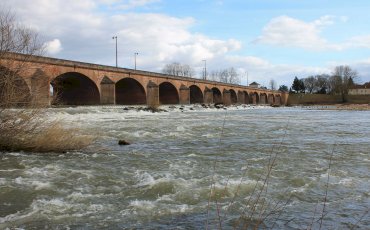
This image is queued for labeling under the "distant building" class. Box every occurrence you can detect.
[249,81,260,88]
[348,82,370,95]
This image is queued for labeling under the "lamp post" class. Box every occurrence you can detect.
[112,36,117,67]
[202,59,207,80]
[134,52,138,70]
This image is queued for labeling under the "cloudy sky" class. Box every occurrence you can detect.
[3,0,370,87]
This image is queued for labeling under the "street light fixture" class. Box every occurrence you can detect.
[112,36,117,67]
[134,52,138,70]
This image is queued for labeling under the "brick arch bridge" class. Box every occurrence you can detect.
[0,53,288,106]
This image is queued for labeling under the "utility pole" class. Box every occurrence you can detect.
[112,36,117,67]
[134,52,138,70]
[202,60,207,80]
[246,71,249,86]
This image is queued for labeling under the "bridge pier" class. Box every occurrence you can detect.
[251,93,257,104]
[179,85,190,104]
[275,95,281,105]
[237,91,245,104]
[204,87,213,104]
[31,69,50,106]
[223,90,231,106]
[147,81,159,108]
[260,94,267,104]
[268,94,274,105]
[100,76,115,104]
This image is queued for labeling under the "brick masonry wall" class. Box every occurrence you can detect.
[287,94,370,105]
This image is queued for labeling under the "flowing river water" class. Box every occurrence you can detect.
[0,105,369,229]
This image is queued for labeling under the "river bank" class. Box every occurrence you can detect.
[297,103,370,111]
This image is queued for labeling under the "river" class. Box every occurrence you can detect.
[0,105,369,229]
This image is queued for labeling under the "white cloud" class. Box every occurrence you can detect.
[215,1,224,6]
[44,39,62,55]
[339,16,349,23]
[255,15,370,53]
[5,0,369,86]
[116,0,161,10]
[224,56,331,87]
[255,15,341,51]
[313,15,335,27]
[108,13,242,71]
[94,0,161,10]
[4,0,240,71]
[346,35,370,49]
[226,55,270,68]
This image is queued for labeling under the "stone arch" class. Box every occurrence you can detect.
[51,72,100,105]
[0,66,31,107]
[250,92,259,104]
[115,77,146,105]
[189,85,203,104]
[268,94,275,105]
[260,93,267,104]
[229,89,237,104]
[212,87,222,104]
[159,82,179,104]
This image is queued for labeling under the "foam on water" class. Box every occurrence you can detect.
[0,169,19,172]
[0,209,38,225]
[0,178,6,185]
[31,181,52,190]
[135,171,156,187]
[129,200,156,211]
[128,198,193,216]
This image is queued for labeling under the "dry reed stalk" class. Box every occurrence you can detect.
[307,201,320,230]
[24,122,95,153]
[0,109,95,152]
[233,124,289,229]
[205,113,291,230]
[318,144,335,230]
[349,208,369,230]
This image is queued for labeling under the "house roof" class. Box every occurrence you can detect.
[350,82,370,89]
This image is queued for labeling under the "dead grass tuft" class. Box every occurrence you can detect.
[0,109,95,153]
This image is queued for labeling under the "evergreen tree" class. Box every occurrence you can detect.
[291,77,301,93]
[278,85,289,92]
[299,79,305,93]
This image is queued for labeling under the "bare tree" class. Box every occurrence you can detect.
[0,9,44,108]
[303,76,316,93]
[330,65,357,101]
[162,62,195,77]
[210,69,220,81]
[315,74,329,94]
[210,67,240,84]
[269,79,277,90]
[0,8,93,152]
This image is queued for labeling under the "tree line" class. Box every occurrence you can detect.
[162,62,241,84]
[288,65,357,99]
